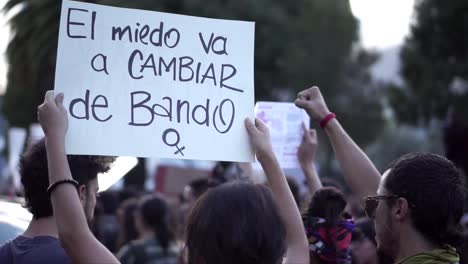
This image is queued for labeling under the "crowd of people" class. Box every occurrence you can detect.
[0,86,467,264]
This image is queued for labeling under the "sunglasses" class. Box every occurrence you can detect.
[363,195,399,219]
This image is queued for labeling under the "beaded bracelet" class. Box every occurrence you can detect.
[47,179,79,196]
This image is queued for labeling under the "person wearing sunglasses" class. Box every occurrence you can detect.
[296,86,465,264]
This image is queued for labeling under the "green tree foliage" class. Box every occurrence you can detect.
[389,0,468,179]
[390,0,468,125]
[3,0,62,127]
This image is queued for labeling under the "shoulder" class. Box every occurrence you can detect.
[0,236,72,264]
[0,239,13,260]
[0,235,25,254]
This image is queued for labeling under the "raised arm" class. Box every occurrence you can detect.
[38,91,119,264]
[245,118,309,264]
[295,86,381,197]
[297,124,322,195]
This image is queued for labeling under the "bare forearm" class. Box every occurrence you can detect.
[324,119,380,197]
[45,137,91,241]
[39,91,119,263]
[46,137,119,263]
[302,164,322,196]
[258,153,309,263]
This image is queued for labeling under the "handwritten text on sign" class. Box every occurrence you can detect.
[254,102,310,169]
[55,0,255,162]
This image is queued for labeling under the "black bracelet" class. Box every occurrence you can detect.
[47,179,79,196]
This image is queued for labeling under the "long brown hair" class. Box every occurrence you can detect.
[184,182,286,264]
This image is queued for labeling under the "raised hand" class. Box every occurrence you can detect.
[245,117,310,264]
[244,118,273,161]
[296,86,381,197]
[297,123,318,169]
[294,86,331,123]
[37,91,68,139]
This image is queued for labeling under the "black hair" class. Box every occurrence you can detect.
[98,190,119,215]
[139,195,176,254]
[306,187,348,227]
[20,139,114,218]
[185,182,286,264]
[118,187,142,204]
[384,152,466,247]
[211,161,234,182]
[188,177,221,199]
[117,198,140,250]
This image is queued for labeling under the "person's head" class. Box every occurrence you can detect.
[183,177,221,204]
[306,187,348,226]
[20,139,114,222]
[135,194,175,253]
[185,182,286,264]
[98,190,119,215]
[118,187,142,203]
[365,152,466,258]
[116,198,139,249]
[304,187,353,263]
[211,161,234,182]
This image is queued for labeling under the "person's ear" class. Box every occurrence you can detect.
[394,197,409,221]
[78,185,86,202]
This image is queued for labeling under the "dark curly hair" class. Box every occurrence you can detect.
[385,152,466,247]
[20,139,115,219]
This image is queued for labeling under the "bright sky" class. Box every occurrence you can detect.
[350,0,415,49]
[0,1,415,93]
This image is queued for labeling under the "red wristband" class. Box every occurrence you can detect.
[320,113,336,128]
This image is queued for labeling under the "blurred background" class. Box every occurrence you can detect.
[0,0,466,199]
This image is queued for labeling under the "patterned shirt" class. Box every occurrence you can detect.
[117,237,179,264]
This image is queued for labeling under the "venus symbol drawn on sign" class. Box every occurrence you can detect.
[162,128,185,156]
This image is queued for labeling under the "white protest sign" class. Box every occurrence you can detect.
[55,0,255,162]
[254,102,309,169]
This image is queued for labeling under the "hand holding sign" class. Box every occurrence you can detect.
[38,91,68,139]
[245,118,273,161]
